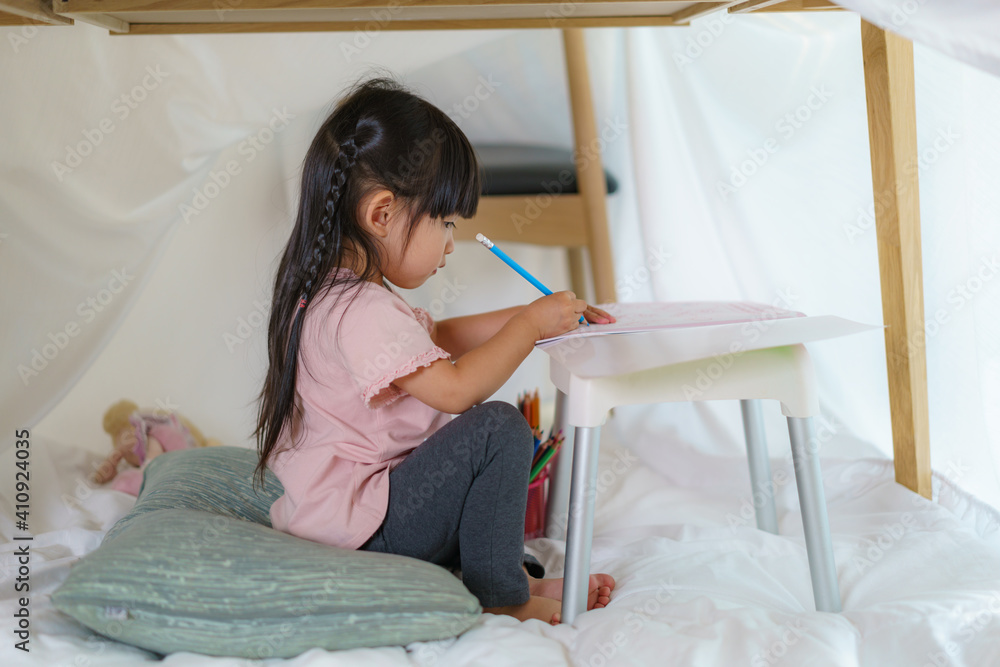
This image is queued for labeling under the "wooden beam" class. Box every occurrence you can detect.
[0,9,51,23]
[670,2,737,26]
[729,0,787,13]
[455,195,590,247]
[732,0,839,12]
[0,0,72,24]
[860,20,931,499]
[115,16,674,34]
[59,0,686,11]
[563,28,617,304]
[61,12,129,32]
[57,0,697,34]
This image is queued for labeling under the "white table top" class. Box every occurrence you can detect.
[537,313,883,379]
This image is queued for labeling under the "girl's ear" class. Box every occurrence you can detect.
[361,189,396,238]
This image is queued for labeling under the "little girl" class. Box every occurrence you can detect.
[254,76,616,625]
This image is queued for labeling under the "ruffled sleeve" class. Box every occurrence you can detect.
[337,289,451,410]
[411,307,435,335]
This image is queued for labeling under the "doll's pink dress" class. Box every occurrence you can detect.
[111,412,197,496]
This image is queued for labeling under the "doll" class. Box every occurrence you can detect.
[91,399,219,495]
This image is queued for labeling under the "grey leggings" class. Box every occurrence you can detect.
[359,401,545,607]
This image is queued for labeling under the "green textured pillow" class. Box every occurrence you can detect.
[52,446,481,658]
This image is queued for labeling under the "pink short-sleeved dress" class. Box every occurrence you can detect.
[267,268,453,549]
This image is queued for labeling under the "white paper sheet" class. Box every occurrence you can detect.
[535,301,807,345]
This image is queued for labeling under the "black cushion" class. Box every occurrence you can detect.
[475,144,619,196]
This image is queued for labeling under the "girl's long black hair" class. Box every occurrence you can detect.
[253,75,481,490]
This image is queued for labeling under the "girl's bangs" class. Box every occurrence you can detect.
[422,121,480,222]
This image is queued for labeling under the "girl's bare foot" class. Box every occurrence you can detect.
[483,595,563,625]
[526,570,615,610]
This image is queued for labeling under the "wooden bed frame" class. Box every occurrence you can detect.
[2,0,932,501]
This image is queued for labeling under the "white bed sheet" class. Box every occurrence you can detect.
[2,416,1000,667]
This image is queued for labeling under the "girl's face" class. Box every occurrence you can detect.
[383,211,456,289]
[359,189,456,289]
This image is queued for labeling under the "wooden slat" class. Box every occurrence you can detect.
[670,1,737,25]
[567,247,591,302]
[69,13,129,31]
[733,0,839,12]
[0,0,72,24]
[0,10,49,23]
[57,0,711,34]
[860,20,931,499]
[61,0,690,12]
[454,195,590,247]
[563,28,616,304]
[114,16,675,34]
[729,0,789,13]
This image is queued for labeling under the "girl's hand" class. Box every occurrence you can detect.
[518,292,589,341]
[583,304,616,325]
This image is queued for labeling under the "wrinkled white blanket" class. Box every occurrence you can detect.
[2,415,999,667]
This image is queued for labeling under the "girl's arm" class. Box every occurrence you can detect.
[395,292,587,414]
[432,306,524,359]
[433,303,616,359]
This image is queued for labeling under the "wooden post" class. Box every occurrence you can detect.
[860,21,931,499]
[562,28,617,304]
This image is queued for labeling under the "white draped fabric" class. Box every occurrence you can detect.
[5,5,996,510]
[2,3,1000,664]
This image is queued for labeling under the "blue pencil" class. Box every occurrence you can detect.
[476,233,587,325]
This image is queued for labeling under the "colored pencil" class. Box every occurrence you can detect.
[531,429,563,469]
[529,434,563,482]
[532,390,539,429]
[476,233,587,325]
